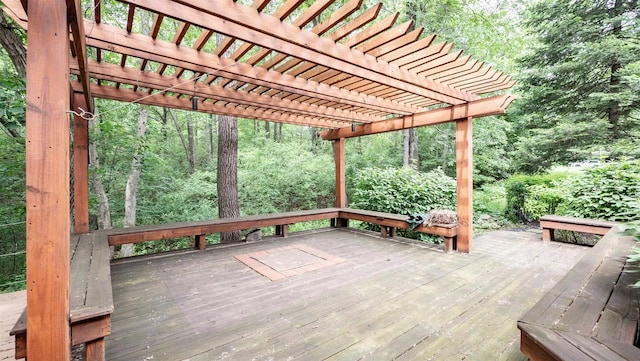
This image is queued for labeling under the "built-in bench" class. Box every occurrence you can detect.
[338,208,458,252]
[11,233,113,360]
[518,226,640,360]
[540,215,618,242]
[11,207,458,360]
[103,208,458,252]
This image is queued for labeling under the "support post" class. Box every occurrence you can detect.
[25,1,71,359]
[73,92,90,234]
[456,117,473,253]
[333,138,348,227]
[195,234,206,250]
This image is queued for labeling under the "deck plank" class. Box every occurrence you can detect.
[106,228,588,360]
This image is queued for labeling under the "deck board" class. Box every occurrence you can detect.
[106,228,588,360]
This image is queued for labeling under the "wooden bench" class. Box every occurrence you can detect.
[104,208,343,249]
[540,215,618,242]
[11,233,113,360]
[338,208,458,252]
[518,226,640,360]
[103,208,458,252]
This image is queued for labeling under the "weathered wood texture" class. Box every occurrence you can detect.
[73,92,90,234]
[540,215,618,241]
[12,234,113,361]
[3,0,514,132]
[105,228,586,360]
[333,138,346,208]
[456,117,473,252]
[104,208,457,252]
[24,1,70,359]
[518,227,640,361]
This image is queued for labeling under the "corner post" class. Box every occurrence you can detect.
[25,0,71,359]
[333,138,348,227]
[73,92,90,234]
[456,117,473,253]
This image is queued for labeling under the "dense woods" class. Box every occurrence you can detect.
[1,0,639,291]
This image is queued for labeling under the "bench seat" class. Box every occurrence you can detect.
[540,215,618,241]
[11,233,113,360]
[518,226,640,360]
[338,208,458,252]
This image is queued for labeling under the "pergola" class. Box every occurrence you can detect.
[3,0,514,359]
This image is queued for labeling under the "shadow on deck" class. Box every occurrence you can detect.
[106,228,588,361]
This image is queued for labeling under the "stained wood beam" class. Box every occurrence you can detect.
[333,138,346,208]
[456,117,473,253]
[84,21,418,115]
[72,92,89,234]
[72,60,380,123]
[123,0,475,104]
[73,82,347,129]
[66,0,93,113]
[320,94,515,140]
[26,1,71,359]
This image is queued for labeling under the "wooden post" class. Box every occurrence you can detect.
[334,138,346,208]
[456,117,473,253]
[333,138,348,227]
[73,92,90,234]
[25,1,71,359]
[195,234,206,250]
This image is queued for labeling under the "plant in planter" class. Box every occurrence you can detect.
[622,220,640,288]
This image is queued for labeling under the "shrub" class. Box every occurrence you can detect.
[350,166,456,215]
[565,161,640,221]
[504,172,571,222]
[349,167,456,240]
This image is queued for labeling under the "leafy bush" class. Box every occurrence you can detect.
[504,171,571,221]
[522,183,569,220]
[350,167,456,240]
[565,161,640,221]
[350,166,456,215]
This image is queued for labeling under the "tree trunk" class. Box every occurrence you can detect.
[88,111,112,231]
[120,107,148,257]
[207,114,216,166]
[264,121,270,139]
[169,109,196,174]
[0,14,26,77]
[217,114,241,243]
[187,116,197,172]
[403,128,419,169]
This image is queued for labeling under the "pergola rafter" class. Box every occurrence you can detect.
[2,0,516,359]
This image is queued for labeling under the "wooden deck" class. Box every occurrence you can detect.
[106,228,589,361]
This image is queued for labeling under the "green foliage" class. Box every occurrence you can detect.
[565,161,640,221]
[504,169,576,221]
[0,74,25,133]
[513,0,640,170]
[351,167,456,215]
[350,166,456,240]
[239,139,334,214]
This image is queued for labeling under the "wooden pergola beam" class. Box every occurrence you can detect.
[320,94,515,140]
[123,0,476,105]
[66,0,93,113]
[73,82,348,129]
[71,60,380,124]
[84,22,419,116]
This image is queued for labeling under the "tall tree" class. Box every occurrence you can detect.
[514,0,640,171]
[216,34,241,243]
[217,114,241,243]
[120,106,148,257]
